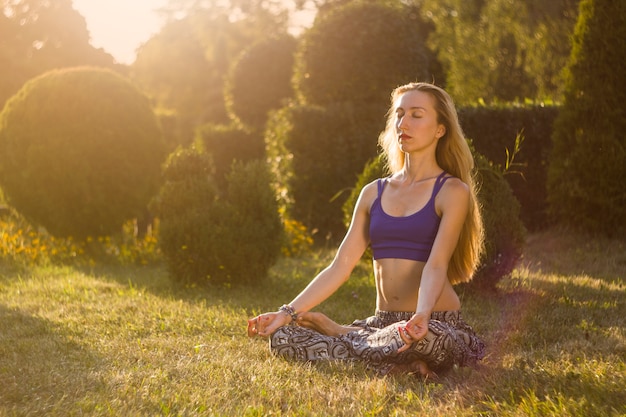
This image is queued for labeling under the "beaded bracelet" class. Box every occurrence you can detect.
[278,304,298,323]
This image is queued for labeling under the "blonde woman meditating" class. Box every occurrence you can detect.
[247,82,485,377]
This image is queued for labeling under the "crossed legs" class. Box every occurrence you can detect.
[296,311,435,378]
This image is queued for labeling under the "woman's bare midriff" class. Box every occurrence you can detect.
[373,258,460,312]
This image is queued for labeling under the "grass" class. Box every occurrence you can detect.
[0,229,625,416]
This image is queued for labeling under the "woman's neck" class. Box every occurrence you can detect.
[401,154,441,183]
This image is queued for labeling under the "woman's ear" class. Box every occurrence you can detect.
[436,125,446,138]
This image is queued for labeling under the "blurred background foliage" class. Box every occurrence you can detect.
[1,0,623,287]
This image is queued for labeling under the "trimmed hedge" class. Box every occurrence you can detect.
[0,67,165,238]
[458,104,559,230]
[266,102,386,240]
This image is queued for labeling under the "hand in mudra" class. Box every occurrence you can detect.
[247,312,289,338]
[398,312,429,353]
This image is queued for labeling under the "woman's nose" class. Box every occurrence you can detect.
[396,116,406,130]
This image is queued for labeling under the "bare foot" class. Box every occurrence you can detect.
[296,311,360,336]
[388,360,438,380]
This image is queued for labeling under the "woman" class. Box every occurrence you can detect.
[247,82,485,377]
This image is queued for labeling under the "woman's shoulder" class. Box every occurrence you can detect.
[441,175,469,192]
[361,178,382,194]
[356,178,385,204]
[362,177,389,190]
[437,175,470,210]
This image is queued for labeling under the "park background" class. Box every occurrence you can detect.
[0,0,624,415]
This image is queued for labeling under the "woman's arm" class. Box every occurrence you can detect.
[399,178,469,347]
[249,181,376,337]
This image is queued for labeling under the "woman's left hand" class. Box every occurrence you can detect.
[398,312,429,352]
[247,311,289,338]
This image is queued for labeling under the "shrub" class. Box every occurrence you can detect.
[217,160,283,282]
[293,1,438,106]
[224,34,297,129]
[473,154,526,289]
[0,67,165,238]
[152,148,218,284]
[342,153,525,289]
[547,0,626,237]
[154,147,282,286]
[265,102,385,240]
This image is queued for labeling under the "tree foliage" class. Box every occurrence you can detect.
[420,0,579,104]
[132,17,221,148]
[293,1,439,106]
[547,0,626,236]
[0,0,118,109]
[224,34,297,129]
[131,3,290,148]
[0,67,165,238]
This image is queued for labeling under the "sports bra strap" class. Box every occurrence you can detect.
[432,172,450,198]
[377,178,388,197]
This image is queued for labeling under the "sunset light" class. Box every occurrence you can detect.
[72,0,168,64]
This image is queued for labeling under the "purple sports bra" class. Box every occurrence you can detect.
[369,172,451,262]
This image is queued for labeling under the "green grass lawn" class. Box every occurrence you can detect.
[0,229,624,416]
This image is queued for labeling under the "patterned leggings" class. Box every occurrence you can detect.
[270,310,485,375]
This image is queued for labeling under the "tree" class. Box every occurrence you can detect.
[132,3,290,148]
[420,0,579,104]
[224,34,297,129]
[132,17,221,147]
[0,0,118,109]
[293,1,438,106]
[547,0,626,236]
[0,67,165,238]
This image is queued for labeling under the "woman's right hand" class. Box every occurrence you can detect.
[247,311,290,338]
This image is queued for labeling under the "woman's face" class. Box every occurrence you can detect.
[394,90,445,154]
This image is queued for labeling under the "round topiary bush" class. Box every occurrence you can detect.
[153,147,282,286]
[224,34,297,129]
[0,66,165,238]
[293,1,436,106]
[342,152,526,289]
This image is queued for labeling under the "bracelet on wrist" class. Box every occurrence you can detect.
[278,304,298,323]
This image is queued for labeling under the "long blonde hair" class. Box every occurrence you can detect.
[378,82,484,284]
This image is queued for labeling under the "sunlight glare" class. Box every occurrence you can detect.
[72,0,168,65]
